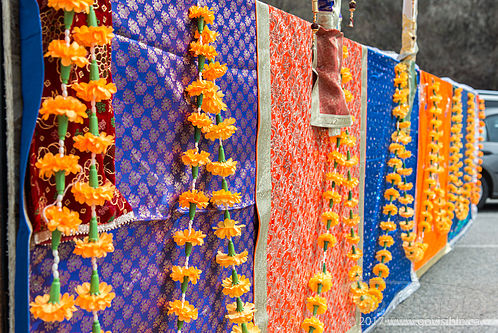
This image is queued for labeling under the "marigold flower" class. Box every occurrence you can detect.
[386,173,402,185]
[344,156,359,167]
[216,250,248,267]
[72,79,117,102]
[401,232,416,242]
[188,5,215,24]
[45,40,88,67]
[398,149,412,159]
[178,190,209,209]
[325,171,344,185]
[375,249,392,263]
[75,282,115,312]
[344,232,360,245]
[342,45,349,59]
[387,158,402,169]
[30,293,77,322]
[211,189,241,207]
[222,275,251,298]
[36,153,81,178]
[348,266,362,281]
[202,87,228,114]
[39,95,88,123]
[73,25,114,47]
[394,71,408,88]
[328,151,347,165]
[395,62,407,74]
[343,214,361,227]
[194,25,219,44]
[397,167,412,176]
[206,159,237,178]
[384,188,400,201]
[342,134,357,147]
[341,67,352,85]
[168,300,198,322]
[323,190,341,204]
[392,104,409,118]
[202,61,227,80]
[226,302,256,324]
[72,181,115,206]
[399,220,414,231]
[369,277,386,291]
[73,232,114,258]
[344,198,359,208]
[343,177,359,188]
[170,266,202,284]
[181,149,210,167]
[347,247,363,261]
[399,206,414,218]
[173,229,206,246]
[190,41,217,60]
[398,182,413,192]
[306,296,328,315]
[398,120,411,129]
[373,263,389,278]
[301,317,324,333]
[378,235,394,248]
[73,132,114,154]
[47,0,93,12]
[350,281,368,298]
[203,118,237,141]
[393,88,409,104]
[389,142,404,154]
[380,221,396,231]
[344,89,353,103]
[392,131,411,145]
[383,204,398,216]
[213,219,244,239]
[45,206,82,235]
[309,272,332,293]
[403,242,428,262]
[368,288,384,305]
[357,293,379,314]
[318,233,337,248]
[321,211,340,227]
[231,323,261,333]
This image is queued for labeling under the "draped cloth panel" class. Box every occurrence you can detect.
[254,4,366,332]
[111,0,258,221]
[413,71,453,273]
[361,48,420,331]
[30,0,259,331]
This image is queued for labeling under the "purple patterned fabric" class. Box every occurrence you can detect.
[30,208,256,332]
[111,0,258,221]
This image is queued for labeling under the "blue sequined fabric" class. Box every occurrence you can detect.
[361,48,419,330]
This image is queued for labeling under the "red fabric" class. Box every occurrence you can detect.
[266,6,363,331]
[316,27,349,116]
[28,2,131,241]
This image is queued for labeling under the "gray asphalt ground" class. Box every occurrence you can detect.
[372,200,498,333]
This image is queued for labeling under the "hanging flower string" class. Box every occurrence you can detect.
[29,1,92,323]
[462,94,479,207]
[181,6,259,333]
[475,98,486,201]
[166,6,215,332]
[69,5,116,333]
[447,88,467,221]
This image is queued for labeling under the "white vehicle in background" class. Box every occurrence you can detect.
[477,90,498,209]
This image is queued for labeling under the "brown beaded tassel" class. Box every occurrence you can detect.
[348,0,357,28]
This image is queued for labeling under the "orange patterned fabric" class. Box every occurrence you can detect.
[414,71,453,271]
[266,6,363,331]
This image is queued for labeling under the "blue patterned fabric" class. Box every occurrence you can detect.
[448,90,472,241]
[30,208,256,332]
[361,48,419,330]
[111,0,258,221]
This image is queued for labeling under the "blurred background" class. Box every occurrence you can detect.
[263,0,498,90]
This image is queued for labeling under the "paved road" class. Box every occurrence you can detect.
[372,201,498,333]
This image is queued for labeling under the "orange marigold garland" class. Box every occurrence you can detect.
[463,94,480,208]
[30,2,89,323]
[185,7,259,332]
[70,6,116,332]
[447,88,468,221]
